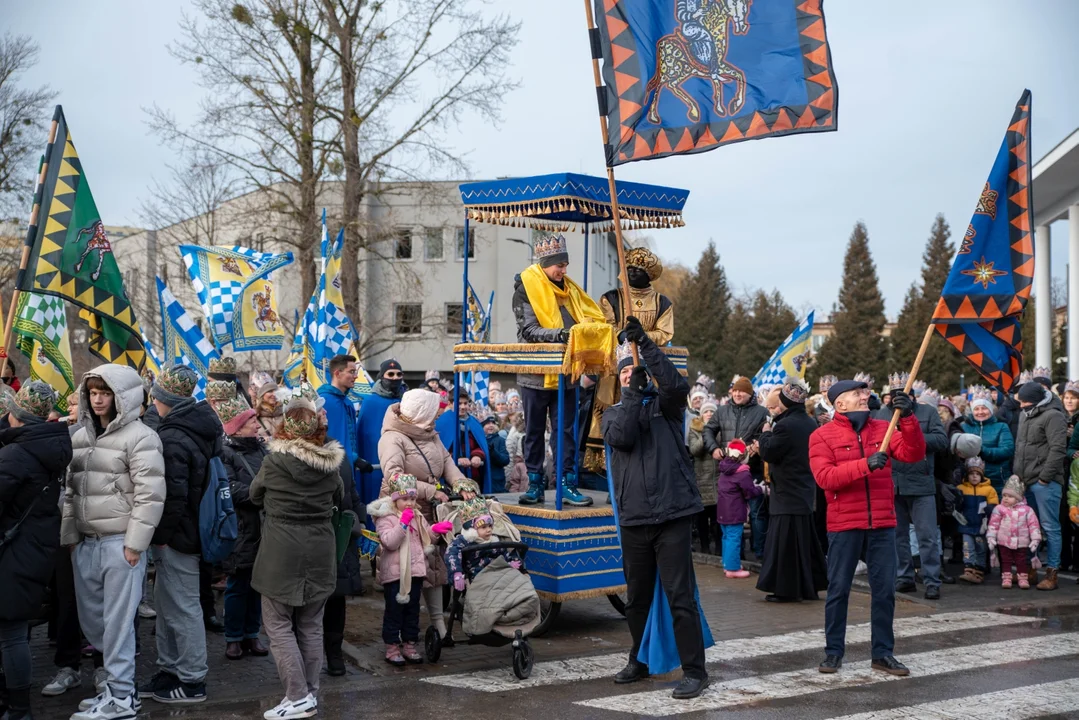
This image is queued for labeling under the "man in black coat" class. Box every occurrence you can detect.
[755,382,828,602]
[0,382,72,719]
[603,318,708,700]
[144,364,223,704]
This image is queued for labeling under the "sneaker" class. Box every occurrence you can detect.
[138,670,178,699]
[263,696,317,720]
[137,602,157,619]
[71,690,138,720]
[724,569,750,579]
[42,667,81,696]
[78,688,142,713]
[152,680,207,704]
[93,667,108,694]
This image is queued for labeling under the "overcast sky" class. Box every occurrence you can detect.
[8,0,1079,320]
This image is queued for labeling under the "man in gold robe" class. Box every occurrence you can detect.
[582,247,675,474]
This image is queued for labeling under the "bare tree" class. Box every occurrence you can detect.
[0,34,56,220]
[146,0,341,303]
[314,0,519,326]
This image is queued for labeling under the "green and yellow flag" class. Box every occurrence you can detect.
[19,106,145,370]
[14,293,75,412]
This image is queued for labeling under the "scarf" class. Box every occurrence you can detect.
[520,264,605,389]
[395,509,433,604]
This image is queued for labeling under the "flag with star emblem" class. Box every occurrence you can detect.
[931,90,1033,393]
[14,292,75,412]
[17,106,145,369]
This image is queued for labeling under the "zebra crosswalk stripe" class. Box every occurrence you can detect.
[825,677,1079,720]
[576,631,1079,716]
[422,611,1034,693]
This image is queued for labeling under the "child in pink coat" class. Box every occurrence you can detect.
[987,475,1042,589]
[368,473,452,665]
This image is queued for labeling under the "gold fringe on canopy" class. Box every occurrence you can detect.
[461,195,683,230]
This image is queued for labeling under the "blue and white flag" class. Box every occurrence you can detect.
[179,245,293,351]
[752,312,815,389]
[465,283,494,409]
[157,276,219,401]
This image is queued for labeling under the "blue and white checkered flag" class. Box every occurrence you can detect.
[752,312,815,389]
[157,276,219,400]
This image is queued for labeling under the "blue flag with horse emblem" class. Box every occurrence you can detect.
[752,312,814,389]
[179,245,293,352]
[593,0,838,165]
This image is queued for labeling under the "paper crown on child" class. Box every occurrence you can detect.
[818,375,838,394]
[852,372,875,389]
[460,498,493,529]
[425,369,441,382]
[387,473,418,500]
[726,438,747,458]
[920,388,941,408]
[965,456,986,473]
[452,478,481,496]
[1002,475,1025,500]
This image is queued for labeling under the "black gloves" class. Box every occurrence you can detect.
[890,389,914,418]
[867,452,888,471]
[618,316,647,345]
[354,458,374,473]
[628,366,649,393]
[557,329,571,344]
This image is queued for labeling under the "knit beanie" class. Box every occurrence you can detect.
[1017,382,1047,405]
[379,358,403,376]
[3,380,57,424]
[700,398,719,415]
[1002,475,1025,500]
[399,388,439,427]
[731,376,753,395]
[970,397,995,413]
[950,432,983,459]
[151,364,198,407]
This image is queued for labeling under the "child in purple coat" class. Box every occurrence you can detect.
[716,439,763,578]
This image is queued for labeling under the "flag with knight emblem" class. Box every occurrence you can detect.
[932,90,1033,393]
[179,245,293,351]
[18,106,145,369]
[752,312,814,389]
[14,293,75,412]
[592,0,838,166]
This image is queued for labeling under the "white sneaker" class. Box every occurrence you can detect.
[263,695,317,719]
[79,689,141,713]
[43,667,82,696]
[70,689,137,720]
[137,601,157,619]
[93,667,109,693]
[855,560,868,576]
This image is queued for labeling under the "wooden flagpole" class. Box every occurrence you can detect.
[2,112,61,364]
[879,323,935,454]
[584,0,638,365]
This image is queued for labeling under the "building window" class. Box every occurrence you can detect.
[394,227,413,260]
[425,228,444,260]
[394,303,422,335]
[455,227,475,260]
[445,303,463,337]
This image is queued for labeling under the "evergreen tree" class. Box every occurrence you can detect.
[889,215,969,392]
[814,222,889,382]
[672,241,731,382]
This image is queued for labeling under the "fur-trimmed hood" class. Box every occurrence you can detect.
[268,437,345,475]
[367,495,398,519]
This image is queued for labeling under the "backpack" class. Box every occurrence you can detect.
[199,456,238,563]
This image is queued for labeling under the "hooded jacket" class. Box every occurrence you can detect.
[1013,394,1067,487]
[151,399,224,554]
[715,457,762,524]
[0,421,72,621]
[873,401,946,496]
[250,437,344,607]
[221,435,268,573]
[378,404,465,522]
[319,383,360,488]
[809,411,926,532]
[987,498,1041,550]
[603,333,702,526]
[959,415,1015,490]
[367,495,436,587]
[63,364,165,551]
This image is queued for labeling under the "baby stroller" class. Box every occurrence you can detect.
[425,541,539,679]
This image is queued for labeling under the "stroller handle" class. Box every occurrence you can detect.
[460,541,530,563]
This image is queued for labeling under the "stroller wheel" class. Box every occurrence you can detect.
[425,625,442,663]
[513,640,534,680]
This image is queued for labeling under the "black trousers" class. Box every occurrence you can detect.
[621,517,706,679]
[323,595,346,638]
[694,507,718,554]
[381,582,424,644]
[199,561,216,619]
[521,385,575,476]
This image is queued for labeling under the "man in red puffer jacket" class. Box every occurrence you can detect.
[809,379,925,678]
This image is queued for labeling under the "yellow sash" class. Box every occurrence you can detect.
[520,264,608,388]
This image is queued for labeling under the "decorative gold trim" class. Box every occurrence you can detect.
[529,568,623,581]
[501,503,614,520]
[516,527,619,539]
[526,545,623,556]
[535,586,627,602]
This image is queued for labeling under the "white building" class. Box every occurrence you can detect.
[113,180,624,377]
